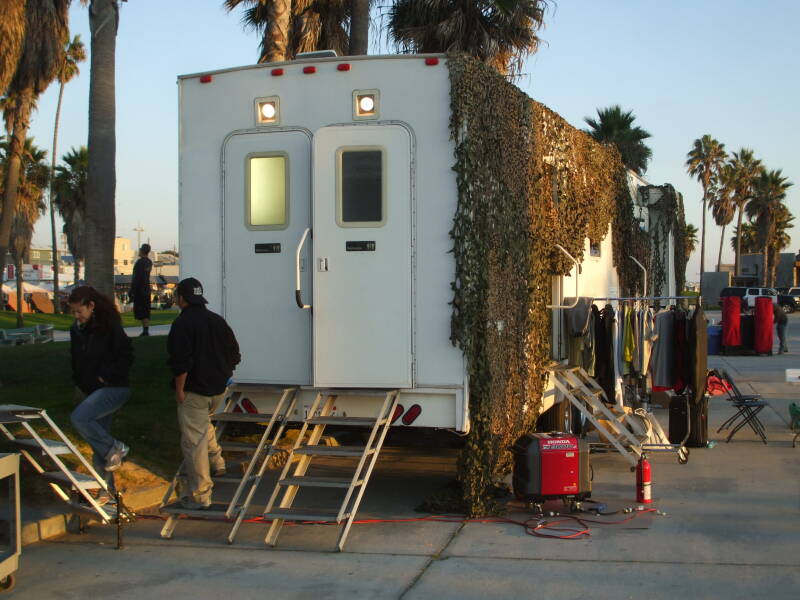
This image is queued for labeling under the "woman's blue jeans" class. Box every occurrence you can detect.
[71,387,130,494]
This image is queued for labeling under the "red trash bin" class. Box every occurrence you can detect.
[754,296,774,354]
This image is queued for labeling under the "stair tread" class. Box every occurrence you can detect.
[66,501,115,520]
[307,416,384,426]
[264,507,348,522]
[279,475,362,488]
[211,412,274,423]
[42,471,103,489]
[294,445,374,457]
[160,502,238,518]
[10,438,73,455]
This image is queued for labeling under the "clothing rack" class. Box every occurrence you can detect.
[591,295,698,303]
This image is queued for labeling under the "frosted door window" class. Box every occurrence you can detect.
[248,155,287,229]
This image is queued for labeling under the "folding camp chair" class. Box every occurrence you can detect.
[789,403,800,448]
[716,369,768,444]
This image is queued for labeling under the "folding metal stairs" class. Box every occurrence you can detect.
[0,404,132,524]
[160,387,297,544]
[263,389,400,551]
[548,366,645,467]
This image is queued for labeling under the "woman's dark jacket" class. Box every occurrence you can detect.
[70,318,134,395]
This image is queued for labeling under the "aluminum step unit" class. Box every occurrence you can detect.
[0,405,124,524]
[159,387,297,544]
[263,389,400,551]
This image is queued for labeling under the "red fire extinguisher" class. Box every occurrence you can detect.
[636,454,652,504]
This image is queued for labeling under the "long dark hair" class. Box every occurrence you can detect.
[68,286,121,332]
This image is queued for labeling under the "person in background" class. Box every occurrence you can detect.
[130,243,153,336]
[167,277,240,509]
[68,286,134,504]
[774,302,788,354]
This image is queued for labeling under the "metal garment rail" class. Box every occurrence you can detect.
[590,295,699,303]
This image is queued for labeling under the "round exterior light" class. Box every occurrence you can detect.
[358,96,375,113]
[260,102,277,120]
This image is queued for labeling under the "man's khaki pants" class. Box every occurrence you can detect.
[177,391,226,503]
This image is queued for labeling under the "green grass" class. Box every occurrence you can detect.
[0,336,180,477]
[0,308,178,331]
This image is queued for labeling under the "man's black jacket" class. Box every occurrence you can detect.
[130,257,152,300]
[70,319,134,395]
[167,304,241,396]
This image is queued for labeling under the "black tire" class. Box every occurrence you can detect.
[781,303,793,314]
[0,575,15,593]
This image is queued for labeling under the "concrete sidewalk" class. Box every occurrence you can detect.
[9,320,800,598]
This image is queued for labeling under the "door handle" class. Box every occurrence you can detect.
[295,228,311,309]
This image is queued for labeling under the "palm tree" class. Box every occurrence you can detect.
[0,0,26,97]
[386,0,549,77]
[349,0,370,55]
[684,223,698,261]
[1,138,49,326]
[746,168,793,286]
[52,146,88,287]
[685,135,727,296]
[723,148,762,277]
[768,204,794,286]
[0,0,69,291]
[730,222,759,255]
[224,1,351,62]
[711,166,736,271]
[81,0,120,297]
[584,105,652,175]
[48,35,86,313]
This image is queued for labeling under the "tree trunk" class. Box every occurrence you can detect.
[734,203,744,278]
[699,194,707,298]
[0,90,32,285]
[84,0,118,298]
[717,223,726,272]
[15,258,23,328]
[73,259,79,289]
[348,0,370,55]
[761,214,770,287]
[49,80,65,313]
[262,0,290,63]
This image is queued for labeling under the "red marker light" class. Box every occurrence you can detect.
[199,75,213,83]
[303,66,316,74]
[402,404,422,426]
[337,63,351,71]
[424,58,439,66]
[391,404,405,424]
[271,68,284,76]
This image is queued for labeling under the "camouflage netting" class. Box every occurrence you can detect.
[447,56,628,516]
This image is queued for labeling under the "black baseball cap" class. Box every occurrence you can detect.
[177,277,208,305]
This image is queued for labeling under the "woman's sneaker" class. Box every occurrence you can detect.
[105,442,130,472]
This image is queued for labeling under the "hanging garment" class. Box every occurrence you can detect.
[674,310,690,392]
[650,310,676,390]
[622,305,636,372]
[564,297,593,367]
[721,296,742,347]
[632,309,642,374]
[582,307,598,376]
[688,304,708,405]
[614,306,625,402]
[640,308,655,376]
[595,305,616,403]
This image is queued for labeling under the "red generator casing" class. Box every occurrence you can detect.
[512,433,591,502]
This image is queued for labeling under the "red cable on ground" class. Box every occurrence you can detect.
[136,508,657,540]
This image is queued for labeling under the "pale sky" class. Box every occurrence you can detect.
[27,0,799,283]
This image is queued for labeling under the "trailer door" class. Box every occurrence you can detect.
[223,130,311,384]
[313,125,412,388]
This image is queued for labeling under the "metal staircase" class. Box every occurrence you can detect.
[0,404,131,524]
[263,389,400,551]
[160,387,297,544]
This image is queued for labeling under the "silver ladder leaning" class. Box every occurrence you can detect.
[0,404,129,524]
[263,389,400,551]
[159,387,297,544]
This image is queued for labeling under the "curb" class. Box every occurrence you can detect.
[21,483,169,546]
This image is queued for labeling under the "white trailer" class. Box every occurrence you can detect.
[178,54,624,430]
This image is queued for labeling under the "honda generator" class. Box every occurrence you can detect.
[512,433,591,502]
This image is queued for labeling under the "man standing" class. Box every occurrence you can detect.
[167,277,241,509]
[774,303,789,354]
[130,244,153,336]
